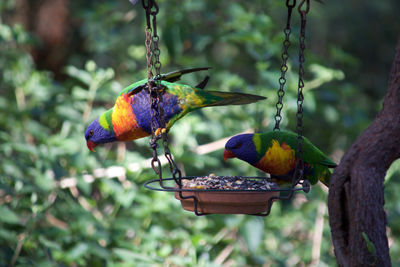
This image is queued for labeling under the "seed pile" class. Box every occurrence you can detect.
[181,174,278,190]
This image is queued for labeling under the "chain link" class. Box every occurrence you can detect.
[145,27,160,141]
[295,0,310,181]
[274,0,296,131]
[143,1,158,140]
[142,0,182,183]
[143,0,162,179]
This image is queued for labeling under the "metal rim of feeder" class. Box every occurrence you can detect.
[135,0,312,216]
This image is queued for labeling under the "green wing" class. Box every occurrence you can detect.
[118,67,210,97]
[159,67,210,83]
[300,137,336,167]
[162,81,266,130]
[119,78,147,96]
[162,82,206,129]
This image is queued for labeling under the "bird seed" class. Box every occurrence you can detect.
[181,174,278,190]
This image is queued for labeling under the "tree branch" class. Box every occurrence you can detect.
[328,37,400,267]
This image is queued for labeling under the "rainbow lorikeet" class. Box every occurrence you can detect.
[223,131,336,187]
[85,68,266,151]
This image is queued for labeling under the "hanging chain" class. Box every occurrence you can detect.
[294,0,310,182]
[274,0,296,131]
[143,0,163,177]
[142,0,182,184]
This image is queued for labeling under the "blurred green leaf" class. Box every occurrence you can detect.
[112,248,160,263]
[65,243,89,261]
[65,66,92,85]
[0,206,20,224]
[362,232,377,263]
[241,217,264,253]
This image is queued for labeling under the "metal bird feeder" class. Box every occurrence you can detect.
[136,0,312,216]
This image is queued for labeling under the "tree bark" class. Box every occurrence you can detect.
[13,0,71,79]
[328,37,400,267]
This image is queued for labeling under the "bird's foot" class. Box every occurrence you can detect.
[155,127,167,137]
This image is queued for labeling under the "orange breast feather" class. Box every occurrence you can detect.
[111,94,149,141]
[257,140,296,176]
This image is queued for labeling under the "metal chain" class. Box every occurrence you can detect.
[295,0,310,182]
[274,0,296,131]
[143,0,162,178]
[145,28,159,142]
[143,0,161,139]
[142,0,182,184]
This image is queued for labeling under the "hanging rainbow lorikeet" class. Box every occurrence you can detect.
[85,68,266,151]
[223,131,336,187]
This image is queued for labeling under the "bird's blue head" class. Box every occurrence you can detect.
[223,134,258,165]
[85,117,116,152]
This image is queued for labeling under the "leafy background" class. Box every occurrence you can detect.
[1,0,400,266]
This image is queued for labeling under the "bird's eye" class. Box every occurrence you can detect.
[89,129,94,137]
[232,142,242,149]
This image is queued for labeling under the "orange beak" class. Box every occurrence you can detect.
[86,140,97,152]
[223,149,235,161]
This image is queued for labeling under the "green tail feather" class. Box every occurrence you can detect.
[319,174,330,187]
[203,91,266,107]
[161,67,211,83]
[165,89,266,130]
[316,168,332,187]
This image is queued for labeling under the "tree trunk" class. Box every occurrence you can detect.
[328,37,400,266]
[13,0,71,79]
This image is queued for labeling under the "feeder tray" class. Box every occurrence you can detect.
[144,175,310,215]
[137,0,313,216]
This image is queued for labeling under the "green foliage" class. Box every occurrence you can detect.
[362,232,377,264]
[1,0,400,266]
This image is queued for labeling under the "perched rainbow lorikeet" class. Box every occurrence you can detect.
[85,68,266,151]
[223,131,336,187]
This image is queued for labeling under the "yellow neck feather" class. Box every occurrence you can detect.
[258,140,296,175]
